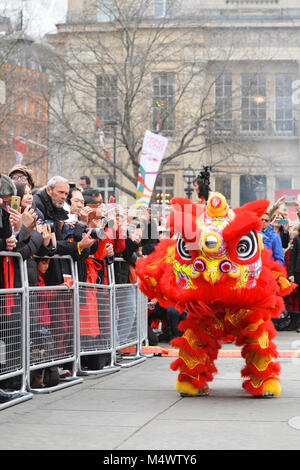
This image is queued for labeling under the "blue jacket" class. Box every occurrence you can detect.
[259,225,284,265]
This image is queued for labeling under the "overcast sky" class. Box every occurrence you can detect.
[3,0,68,37]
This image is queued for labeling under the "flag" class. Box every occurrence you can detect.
[96,117,110,160]
[136,130,168,208]
[12,137,27,164]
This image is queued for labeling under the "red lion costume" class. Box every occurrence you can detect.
[136,193,294,398]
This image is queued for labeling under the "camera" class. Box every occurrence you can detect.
[101,216,115,229]
[89,227,105,240]
[44,220,55,233]
[77,216,115,241]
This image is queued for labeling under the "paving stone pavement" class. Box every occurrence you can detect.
[0,331,300,451]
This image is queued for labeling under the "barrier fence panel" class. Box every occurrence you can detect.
[75,261,120,376]
[138,288,149,346]
[0,252,33,409]
[0,250,150,409]
[113,258,146,367]
[25,256,83,393]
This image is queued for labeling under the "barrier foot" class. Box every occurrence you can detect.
[115,351,147,368]
[29,377,83,394]
[0,390,33,410]
[77,365,120,376]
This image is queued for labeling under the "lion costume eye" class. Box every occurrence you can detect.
[176,234,192,260]
[236,231,258,261]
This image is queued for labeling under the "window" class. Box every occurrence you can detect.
[214,176,231,206]
[96,75,118,126]
[98,0,118,22]
[96,176,114,203]
[276,177,292,190]
[240,175,266,205]
[241,74,266,132]
[152,73,175,136]
[154,0,174,18]
[215,75,232,133]
[275,74,293,132]
[153,174,174,203]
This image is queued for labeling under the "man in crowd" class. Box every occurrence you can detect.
[33,176,96,285]
[79,176,91,190]
[0,174,17,254]
[260,212,284,265]
[8,164,35,190]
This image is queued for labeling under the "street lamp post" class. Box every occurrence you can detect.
[183,164,196,199]
[112,124,117,201]
[104,121,118,202]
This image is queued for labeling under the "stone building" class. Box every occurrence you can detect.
[46,0,300,213]
[0,23,49,187]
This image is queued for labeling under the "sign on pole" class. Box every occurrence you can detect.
[136,130,168,208]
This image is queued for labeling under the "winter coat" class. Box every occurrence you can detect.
[260,224,284,265]
[140,217,158,255]
[114,234,140,285]
[33,190,92,285]
[0,207,12,251]
[288,235,300,275]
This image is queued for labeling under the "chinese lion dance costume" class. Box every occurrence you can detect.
[136,193,294,398]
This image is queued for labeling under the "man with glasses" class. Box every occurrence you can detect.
[260,212,284,265]
[8,165,35,189]
[0,174,17,252]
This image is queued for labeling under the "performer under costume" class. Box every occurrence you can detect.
[136,192,295,397]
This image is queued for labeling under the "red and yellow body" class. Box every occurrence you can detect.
[136,193,295,397]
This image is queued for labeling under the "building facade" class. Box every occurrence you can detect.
[46,0,300,212]
[0,27,49,187]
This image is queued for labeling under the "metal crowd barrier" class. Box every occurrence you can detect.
[24,256,83,393]
[0,252,33,410]
[75,261,120,376]
[0,251,149,408]
[112,258,147,368]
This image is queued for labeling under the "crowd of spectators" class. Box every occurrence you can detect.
[1,166,300,392]
[260,195,300,331]
[0,167,175,390]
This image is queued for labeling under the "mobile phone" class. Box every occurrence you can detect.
[278,219,288,225]
[10,196,21,211]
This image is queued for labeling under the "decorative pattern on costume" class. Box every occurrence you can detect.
[136,192,296,398]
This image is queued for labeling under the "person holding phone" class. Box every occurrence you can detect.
[271,210,290,249]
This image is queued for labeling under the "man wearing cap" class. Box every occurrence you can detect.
[8,164,35,190]
[0,174,17,253]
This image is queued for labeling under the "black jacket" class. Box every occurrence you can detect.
[288,235,300,275]
[114,235,140,284]
[33,189,90,285]
[0,208,12,251]
[140,218,158,255]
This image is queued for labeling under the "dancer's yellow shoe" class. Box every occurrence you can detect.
[176,380,210,397]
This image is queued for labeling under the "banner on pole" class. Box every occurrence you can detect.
[96,117,110,160]
[136,130,168,208]
[12,137,27,164]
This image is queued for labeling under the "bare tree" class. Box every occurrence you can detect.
[45,0,268,197]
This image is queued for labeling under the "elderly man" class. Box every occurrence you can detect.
[33,176,95,285]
